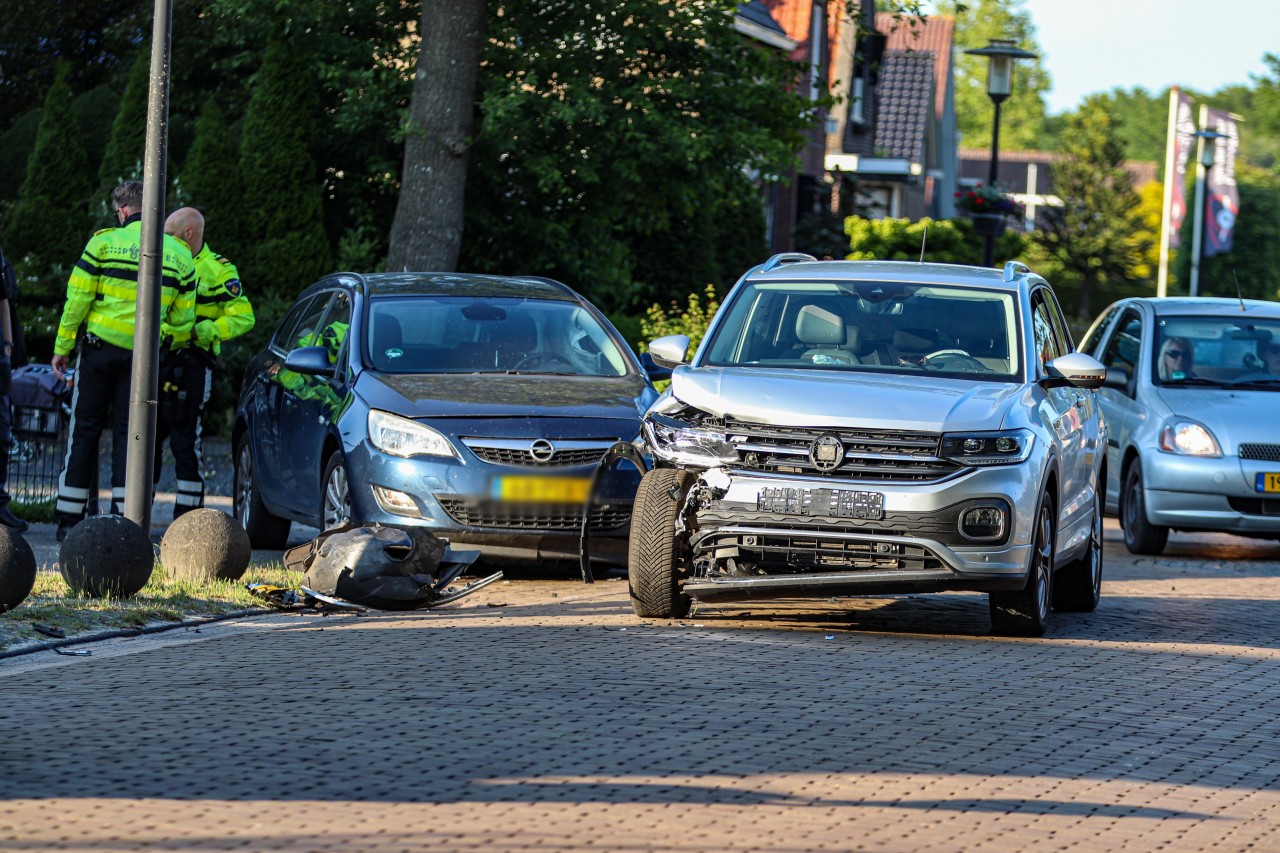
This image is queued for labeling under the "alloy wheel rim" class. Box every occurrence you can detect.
[1035,505,1052,618]
[1089,497,1103,592]
[236,445,252,528]
[324,466,350,529]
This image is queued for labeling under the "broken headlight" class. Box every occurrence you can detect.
[644,412,739,466]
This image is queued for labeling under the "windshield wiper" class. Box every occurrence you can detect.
[1162,377,1226,386]
[1231,377,1280,388]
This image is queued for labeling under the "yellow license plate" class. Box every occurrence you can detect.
[1257,473,1280,493]
[492,476,591,503]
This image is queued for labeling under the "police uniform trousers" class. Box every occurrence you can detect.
[55,340,133,521]
[153,352,212,518]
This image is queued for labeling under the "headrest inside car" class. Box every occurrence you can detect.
[795,305,845,346]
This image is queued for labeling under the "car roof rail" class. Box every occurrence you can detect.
[1003,260,1032,282]
[761,252,818,273]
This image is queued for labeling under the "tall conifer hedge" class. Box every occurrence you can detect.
[97,50,150,192]
[179,100,245,259]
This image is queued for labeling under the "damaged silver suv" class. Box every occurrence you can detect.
[629,256,1108,636]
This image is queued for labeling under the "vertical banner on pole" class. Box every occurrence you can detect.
[1203,108,1240,258]
[1167,91,1196,249]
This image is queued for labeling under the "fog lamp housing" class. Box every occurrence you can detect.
[373,485,425,519]
[958,501,1010,543]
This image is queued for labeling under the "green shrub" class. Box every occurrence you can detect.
[640,283,721,357]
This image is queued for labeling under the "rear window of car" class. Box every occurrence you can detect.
[702,280,1022,381]
[365,296,631,377]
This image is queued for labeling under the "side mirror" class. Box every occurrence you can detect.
[647,334,691,369]
[639,351,672,383]
[284,345,335,376]
[1043,351,1106,390]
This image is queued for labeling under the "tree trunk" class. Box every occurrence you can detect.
[386,0,486,272]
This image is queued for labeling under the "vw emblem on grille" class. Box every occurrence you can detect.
[529,439,556,463]
[808,434,844,472]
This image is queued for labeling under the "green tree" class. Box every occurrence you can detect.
[1211,54,1280,169]
[238,37,331,299]
[938,0,1051,152]
[177,100,245,257]
[458,0,817,312]
[1052,87,1169,166]
[2,62,94,267]
[97,49,150,191]
[1033,96,1151,319]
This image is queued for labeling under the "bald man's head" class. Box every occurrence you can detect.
[164,207,206,256]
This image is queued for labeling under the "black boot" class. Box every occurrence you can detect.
[0,503,27,533]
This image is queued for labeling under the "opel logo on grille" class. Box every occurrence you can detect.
[529,439,556,462]
[809,434,844,472]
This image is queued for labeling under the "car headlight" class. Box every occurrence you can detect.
[368,409,455,458]
[939,429,1035,466]
[1159,420,1221,457]
[643,413,738,466]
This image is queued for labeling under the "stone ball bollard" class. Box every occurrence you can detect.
[59,515,155,598]
[160,509,252,583]
[0,527,37,613]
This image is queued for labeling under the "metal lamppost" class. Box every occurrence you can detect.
[965,38,1038,267]
[1188,129,1224,298]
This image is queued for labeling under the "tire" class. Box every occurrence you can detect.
[234,434,291,549]
[990,493,1055,637]
[321,451,353,531]
[1054,480,1103,612]
[628,468,695,618]
[1122,463,1168,555]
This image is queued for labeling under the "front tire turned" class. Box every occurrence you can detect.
[990,493,1055,637]
[628,468,695,618]
[1122,463,1168,556]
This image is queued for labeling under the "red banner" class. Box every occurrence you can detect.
[1203,108,1240,257]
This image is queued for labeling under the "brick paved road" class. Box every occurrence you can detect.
[2,520,1279,852]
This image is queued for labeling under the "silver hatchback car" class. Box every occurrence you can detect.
[630,256,1108,636]
[1080,296,1280,554]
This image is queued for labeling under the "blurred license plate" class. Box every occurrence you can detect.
[493,476,591,503]
[1256,473,1280,493]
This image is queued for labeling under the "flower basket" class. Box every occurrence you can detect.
[954,184,1023,221]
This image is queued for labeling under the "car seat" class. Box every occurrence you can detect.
[496,313,540,368]
[796,304,859,365]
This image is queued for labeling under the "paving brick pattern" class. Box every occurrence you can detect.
[2,521,1279,852]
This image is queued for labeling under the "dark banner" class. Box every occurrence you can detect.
[1203,108,1240,257]
[1167,91,1196,249]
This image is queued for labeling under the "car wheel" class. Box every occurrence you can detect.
[628,467,695,619]
[1122,463,1168,555]
[321,451,353,531]
[989,493,1055,637]
[234,434,291,549]
[1053,481,1103,612]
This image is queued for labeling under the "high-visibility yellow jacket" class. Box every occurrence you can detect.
[162,241,255,355]
[55,217,197,355]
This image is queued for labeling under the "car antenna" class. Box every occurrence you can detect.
[918,223,928,263]
[1233,269,1246,311]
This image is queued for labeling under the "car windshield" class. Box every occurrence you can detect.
[365,296,631,376]
[701,279,1022,381]
[1155,315,1280,388]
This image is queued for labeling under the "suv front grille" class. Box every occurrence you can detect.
[1240,443,1280,462]
[693,526,945,573]
[724,420,959,483]
[437,499,631,531]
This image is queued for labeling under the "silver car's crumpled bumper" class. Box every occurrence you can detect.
[681,465,1041,600]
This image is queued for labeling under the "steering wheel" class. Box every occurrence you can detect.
[511,351,575,371]
[919,348,988,371]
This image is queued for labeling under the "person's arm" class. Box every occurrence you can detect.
[52,239,101,375]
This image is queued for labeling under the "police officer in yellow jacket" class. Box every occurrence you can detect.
[155,207,255,516]
[51,181,197,539]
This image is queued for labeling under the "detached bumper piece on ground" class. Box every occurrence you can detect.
[251,523,502,611]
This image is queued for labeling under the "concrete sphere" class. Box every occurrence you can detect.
[160,509,252,583]
[59,515,155,598]
[0,527,37,613]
